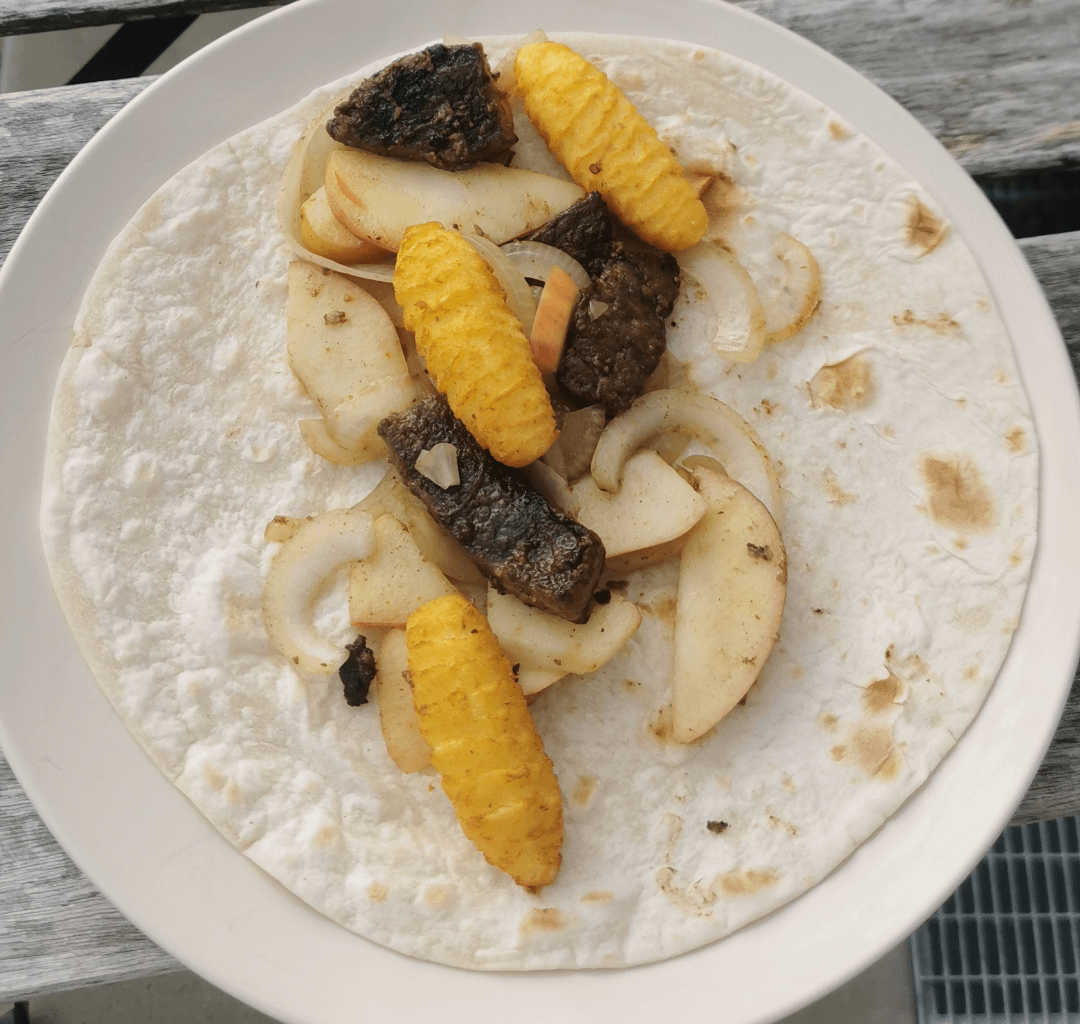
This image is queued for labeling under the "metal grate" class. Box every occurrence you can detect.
[911,816,1080,1022]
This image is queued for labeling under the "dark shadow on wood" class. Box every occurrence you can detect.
[67,16,196,83]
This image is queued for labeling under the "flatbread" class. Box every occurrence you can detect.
[40,34,1037,970]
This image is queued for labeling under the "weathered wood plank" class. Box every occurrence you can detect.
[0,752,180,1003]
[0,0,288,35]
[728,0,1080,176]
[0,78,151,264]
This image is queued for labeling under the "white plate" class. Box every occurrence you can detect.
[2,1,1078,1021]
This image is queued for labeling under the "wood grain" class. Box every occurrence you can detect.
[3,0,1078,172]
[0,754,180,1003]
[0,0,288,35]
[729,0,1080,176]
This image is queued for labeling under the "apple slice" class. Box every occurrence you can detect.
[486,585,642,692]
[287,261,409,419]
[374,629,432,774]
[571,449,709,560]
[671,466,787,743]
[324,148,585,253]
[348,515,459,628]
[299,186,386,264]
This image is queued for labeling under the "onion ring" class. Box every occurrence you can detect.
[262,508,377,674]
[590,389,783,528]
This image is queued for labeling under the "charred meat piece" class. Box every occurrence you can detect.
[378,395,605,622]
[327,43,517,170]
[557,243,680,416]
[523,192,613,277]
[340,635,376,706]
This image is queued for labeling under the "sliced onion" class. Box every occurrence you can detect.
[556,404,606,482]
[762,233,822,344]
[676,242,766,363]
[277,90,396,284]
[522,459,579,516]
[500,241,591,292]
[464,234,537,335]
[326,374,418,453]
[262,508,376,674]
[415,443,460,489]
[298,417,371,467]
[590,389,783,529]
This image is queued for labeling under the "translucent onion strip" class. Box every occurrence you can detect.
[762,233,822,344]
[464,234,538,335]
[590,389,784,529]
[262,508,377,674]
[500,241,591,292]
[676,242,766,363]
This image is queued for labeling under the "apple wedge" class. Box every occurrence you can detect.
[671,466,787,743]
[374,628,432,774]
[299,186,386,264]
[287,261,410,418]
[486,586,642,695]
[349,515,459,628]
[571,449,709,563]
[324,148,584,252]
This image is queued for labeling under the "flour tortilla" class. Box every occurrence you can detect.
[40,34,1037,970]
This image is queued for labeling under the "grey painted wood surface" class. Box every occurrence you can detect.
[3,0,1078,174]
[0,0,289,35]
[1,0,1079,1005]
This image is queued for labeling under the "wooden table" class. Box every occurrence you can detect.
[2,0,1079,1005]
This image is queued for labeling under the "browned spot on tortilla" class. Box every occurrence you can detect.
[581,890,614,903]
[829,120,850,140]
[864,674,903,714]
[850,725,903,779]
[920,455,994,531]
[573,775,597,807]
[954,536,969,550]
[905,196,948,255]
[820,713,839,731]
[202,764,227,791]
[757,398,777,415]
[424,885,449,906]
[769,815,799,837]
[622,678,642,694]
[648,704,675,742]
[367,882,388,902]
[831,744,846,761]
[1005,426,1026,453]
[964,665,979,682]
[313,824,339,849]
[892,309,960,333]
[823,468,858,505]
[810,354,874,410]
[521,908,566,933]
[718,869,778,897]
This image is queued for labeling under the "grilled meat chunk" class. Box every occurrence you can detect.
[340,635,376,706]
[557,243,680,416]
[523,192,613,277]
[327,43,517,170]
[378,395,605,622]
